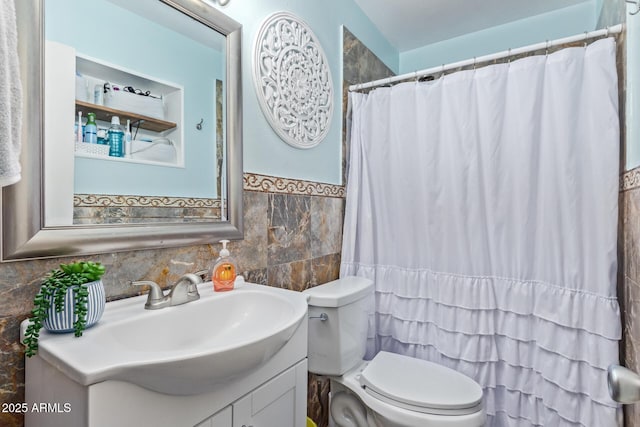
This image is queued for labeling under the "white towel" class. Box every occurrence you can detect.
[0,0,22,187]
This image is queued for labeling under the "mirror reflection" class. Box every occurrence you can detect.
[2,0,242,261]
[44,0,226,225]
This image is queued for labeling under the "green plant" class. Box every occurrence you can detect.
[23,261,106,357]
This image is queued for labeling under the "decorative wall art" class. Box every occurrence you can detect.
[253,12,333,149]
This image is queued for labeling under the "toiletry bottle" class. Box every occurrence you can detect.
[84,112,97,144]
[97,128,108,145]
[94,84,104,105]
[76,111,83,143]
[108,116,124,157]
[210,240,237,292]
[124,119,132,158]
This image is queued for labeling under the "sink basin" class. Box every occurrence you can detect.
[21,282,308,395]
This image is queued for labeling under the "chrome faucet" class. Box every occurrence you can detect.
[132,273,202,310]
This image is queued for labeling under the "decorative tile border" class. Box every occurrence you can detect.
[74,194,221,208]
[75,173,345,211]
[75,172,345,209]
[243,173,345,198]
[621,167,640,192]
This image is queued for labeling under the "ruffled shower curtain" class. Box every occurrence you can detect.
[341,38,621,426]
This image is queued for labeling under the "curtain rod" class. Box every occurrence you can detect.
[349,24,625,92]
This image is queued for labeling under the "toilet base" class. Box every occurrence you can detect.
[327,363,486,427]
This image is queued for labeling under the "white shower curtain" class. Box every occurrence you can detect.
[342,38,621,427]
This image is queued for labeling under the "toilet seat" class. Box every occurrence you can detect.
[359,351,483,416]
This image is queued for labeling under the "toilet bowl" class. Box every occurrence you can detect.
[303,277,485,427]
[329,352,485,427]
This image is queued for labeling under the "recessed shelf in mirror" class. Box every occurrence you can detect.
[70,53,183,168]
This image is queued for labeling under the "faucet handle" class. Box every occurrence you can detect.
[194,270,209,282]
[167,274,202,306]
[181,273,203,293]
[131,280,168,309]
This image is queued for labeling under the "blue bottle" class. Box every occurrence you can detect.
[84,113,97,144]
[108,116,124,157]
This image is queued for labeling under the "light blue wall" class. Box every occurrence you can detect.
[595,0,625,28]
[595,0,605,22]
[46,0,223,198]
[399,3,597,74]
[211,0,398,185]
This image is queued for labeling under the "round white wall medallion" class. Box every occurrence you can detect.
[253,12,334,149]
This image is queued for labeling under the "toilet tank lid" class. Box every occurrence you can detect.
[303,276,374,307]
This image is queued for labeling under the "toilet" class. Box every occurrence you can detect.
[303,276,486,427]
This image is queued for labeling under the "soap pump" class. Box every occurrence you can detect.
[210,240,237,292]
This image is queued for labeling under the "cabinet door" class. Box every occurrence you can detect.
[195,406,232,427]
[233,360,307,427]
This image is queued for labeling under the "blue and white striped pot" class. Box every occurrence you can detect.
[43,280,106,333]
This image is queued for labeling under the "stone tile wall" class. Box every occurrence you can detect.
[0,173,344,427]
[620,170,640,427]
[605,2,635,426]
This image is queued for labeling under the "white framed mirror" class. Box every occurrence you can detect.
[1,0,243,261]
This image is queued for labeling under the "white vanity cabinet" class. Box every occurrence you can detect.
[233,360,307,427]
[26,351,307,427]
[196,407,233,427]
[196,360,307,427]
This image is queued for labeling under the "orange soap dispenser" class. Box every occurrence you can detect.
[210,240,237,292]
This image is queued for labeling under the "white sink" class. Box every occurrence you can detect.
[21,281,308,395]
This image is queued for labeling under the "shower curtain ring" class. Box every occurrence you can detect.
[606,26,610,37]
[508,48,511,64]
[545,40,550,56]
[473,57,476,70]
[584,31,589,47]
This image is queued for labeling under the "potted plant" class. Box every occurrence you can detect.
[23,261,106,357]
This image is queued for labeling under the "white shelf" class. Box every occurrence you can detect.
[74,152,183,168]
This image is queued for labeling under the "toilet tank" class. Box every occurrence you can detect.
[303,276,374,376]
